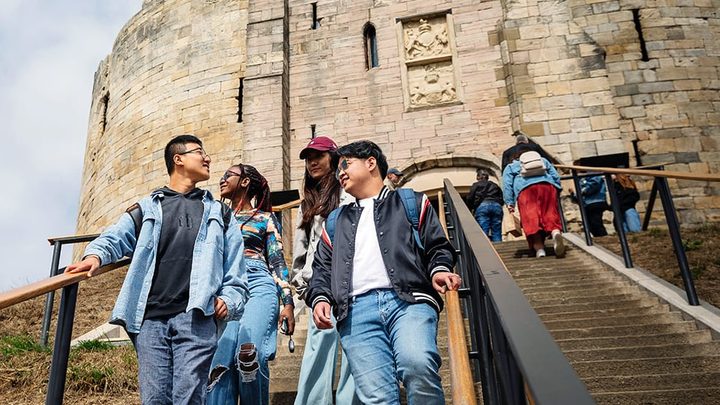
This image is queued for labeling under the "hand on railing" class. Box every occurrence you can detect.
[432,272,462,294]
[507,204,515,214]
[64,255,101,277]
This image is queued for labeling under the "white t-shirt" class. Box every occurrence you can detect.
[351,195,392,296]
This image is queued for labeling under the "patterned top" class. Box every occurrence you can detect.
[235,210,293,301]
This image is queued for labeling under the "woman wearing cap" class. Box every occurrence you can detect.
[291,136,360,405]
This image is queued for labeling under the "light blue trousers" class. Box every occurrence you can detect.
[294,312,360,405]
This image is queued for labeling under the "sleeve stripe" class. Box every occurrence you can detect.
[419,194,430,229]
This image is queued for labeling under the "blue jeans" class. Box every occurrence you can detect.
[337,289,444,405]
[207,269,279,405]
[475,202,504,242]
[130,309,217,405]
[623,207,642,233]
[294,313,360,405]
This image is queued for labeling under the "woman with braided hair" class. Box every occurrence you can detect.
[207,163,295,405]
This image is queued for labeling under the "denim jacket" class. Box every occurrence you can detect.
[580,175,607,205]
[502,158,562,206]
[84,189,249,334]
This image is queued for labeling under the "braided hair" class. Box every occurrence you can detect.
[225,164,272,229]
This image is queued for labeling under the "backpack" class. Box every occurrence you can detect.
[126,201,233,240]
[519,151,546,177]
[325,188,424,251]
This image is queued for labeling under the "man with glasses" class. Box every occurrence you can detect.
[67,134,248,404]
[307,140,460,404]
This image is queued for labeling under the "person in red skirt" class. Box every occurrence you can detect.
[502,144,566,258]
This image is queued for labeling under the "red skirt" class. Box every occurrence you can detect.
[517,182,562,238]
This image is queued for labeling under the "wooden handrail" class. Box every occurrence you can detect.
[272,198,302,212]
[556,164,720,182]
[47,233,100,245]
[0,259,130,311]
[437,191,477,405]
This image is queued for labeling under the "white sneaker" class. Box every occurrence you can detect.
[552,231,566,258]
[536,248,546,258]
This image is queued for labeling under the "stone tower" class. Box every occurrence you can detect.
[77,0,720,236]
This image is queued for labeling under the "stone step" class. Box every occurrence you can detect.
[520,279,635,294]
[529,292,646,307]
[532,297,661,315]
[504,259,597,272]
[511,267,608,280]
[542,312,684,330]
[538,304,669,322]
[550,320,698,340]
[525,285,641,301]
[556,330,713,351]
[584,371,720,393]
[565,341,720,362]
[515,273,623,288]
[593,387,720,405]
[573,355,720,378]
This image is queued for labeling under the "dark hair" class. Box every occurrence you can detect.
[164,134,203,175]
[225,164,272,229]
[299,151,341,235]
[512,143,533,161]
[336,140,388,179]
[476,168,489,179]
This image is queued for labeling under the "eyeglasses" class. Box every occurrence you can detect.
[221,170,242,183]
[178,147,209,159]
[335,158,356,180]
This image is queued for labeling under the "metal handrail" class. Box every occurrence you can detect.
[437,191,477,405]
[557,164,720,306]
[443,179,594,405]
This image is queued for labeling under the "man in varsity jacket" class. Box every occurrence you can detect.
[306,140,460,405]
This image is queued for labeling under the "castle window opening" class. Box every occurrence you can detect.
[237,78,244,123]
[311,3,320,29]
[632,9,649,62]
[100,92,109,135]
[364,23,379,69]
[311,124,317,138]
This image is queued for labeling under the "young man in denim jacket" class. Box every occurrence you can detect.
[306,140,460,404]
[66,135,248,405]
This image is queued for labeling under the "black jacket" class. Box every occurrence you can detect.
[306,187,456,322]
[466,180,503,210]
[614,181,640,211]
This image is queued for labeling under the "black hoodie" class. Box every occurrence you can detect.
[144,187,205,319]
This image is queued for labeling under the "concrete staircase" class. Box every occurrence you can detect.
[268,304,460,404]
[495,239,720,405]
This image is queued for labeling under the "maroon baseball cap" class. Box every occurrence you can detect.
[299,136,338,159]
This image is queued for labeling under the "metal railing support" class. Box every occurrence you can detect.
[40,242,63,346]
[642,178,659,231]
[605,173,633,268]
[571,170,593,246]
[46,281,79,405]
[656,177,699,306]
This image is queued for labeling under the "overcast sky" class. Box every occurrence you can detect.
[0,1,142,292]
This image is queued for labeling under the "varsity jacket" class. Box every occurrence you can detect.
[306,187,456,323]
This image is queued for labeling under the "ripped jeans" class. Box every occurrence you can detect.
[207,269,279,405]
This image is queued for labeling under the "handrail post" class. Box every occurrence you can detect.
[46,283,79,405]
[40,242,63,346]
[557,191,568,233]
[571,169,593,246]
[605,174,633,268]
[655,177,700,306]
[642,177,659,231]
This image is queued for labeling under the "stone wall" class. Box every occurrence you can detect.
[286,0,512,190]
[77,0,248,234]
